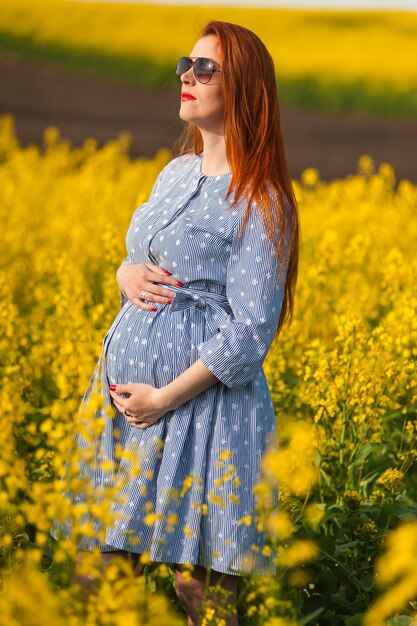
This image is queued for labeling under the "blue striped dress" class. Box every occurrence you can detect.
[51,152,290,577]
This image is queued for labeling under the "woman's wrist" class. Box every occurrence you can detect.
[156,359,220,414]
[157,385,177,412]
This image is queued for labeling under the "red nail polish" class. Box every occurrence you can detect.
[163,271,171,275]
[176,281,184,287]
[151,306,158,311]
[166,299,173,304]
[109,385,116,391]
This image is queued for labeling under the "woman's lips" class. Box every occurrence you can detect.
[181,94,196,101]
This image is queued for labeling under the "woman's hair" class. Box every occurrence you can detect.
[173,20,300,339]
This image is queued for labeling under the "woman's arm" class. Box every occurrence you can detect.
[158,358,220,411]
[195,198,292,390]
[110,195,292,427]
[109,358,220,428]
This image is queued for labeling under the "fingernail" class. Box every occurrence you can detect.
[163,270,172,275]
[151,306,158,311]
[109,385,116,391]
[176,281,184,287]
[166,299,173,304]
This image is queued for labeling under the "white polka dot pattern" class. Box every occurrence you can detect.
[50,153,291,577]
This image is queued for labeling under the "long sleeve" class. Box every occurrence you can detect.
[197,198,292,390]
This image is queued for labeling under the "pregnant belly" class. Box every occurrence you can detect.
[103,302,205,388]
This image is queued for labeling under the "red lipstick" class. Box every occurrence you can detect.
[181,92,196,101]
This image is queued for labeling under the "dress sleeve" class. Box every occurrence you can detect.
[119,166,168,308]
[197,197,292,390]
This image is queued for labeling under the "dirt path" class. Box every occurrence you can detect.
[1,52,416,184]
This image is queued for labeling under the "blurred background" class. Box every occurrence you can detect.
[1,0,416,182]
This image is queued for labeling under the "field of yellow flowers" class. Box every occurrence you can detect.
[0,111,416,625]
[1,0,417,116]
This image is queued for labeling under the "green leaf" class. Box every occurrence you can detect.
[382,502,417,521]
[319,467,333,485]
[344,614,365,626]
[360,574,376,592]
[145,573,156,593]
[359,470,380,488]
[334,540,359,556]
[299,606,326,625]
[353,443,375,465]
[387,616,415,626]
[331,585,347,603]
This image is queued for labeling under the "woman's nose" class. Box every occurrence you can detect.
[181,68,196,85]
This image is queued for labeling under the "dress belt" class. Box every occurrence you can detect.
[153,282,232,334]
[91,283,232,399]
[153,282,232,377]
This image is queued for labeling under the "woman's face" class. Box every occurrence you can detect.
[179,35,224,135]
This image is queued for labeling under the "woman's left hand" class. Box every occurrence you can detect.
[109,383,169,429]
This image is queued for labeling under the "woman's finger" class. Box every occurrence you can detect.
[135,281,183,304]
[109,384,132,395]
[127,281,167,309]
[140,280,177,299]
[113,400,125,414]
[149,283,179,300]
[131,296,159,311]
[145,265,184,291]
[130,422,147,429]
[130,290,173,310]
[126,416,146,429]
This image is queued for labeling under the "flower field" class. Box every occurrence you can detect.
[1,0,417,115]
[0,112,416,625]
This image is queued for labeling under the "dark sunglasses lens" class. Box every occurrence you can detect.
[194,58,214,83]
[176,57,192,80]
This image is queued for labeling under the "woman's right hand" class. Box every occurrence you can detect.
[116,262,183,311]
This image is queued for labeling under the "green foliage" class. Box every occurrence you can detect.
[1,31,416,117]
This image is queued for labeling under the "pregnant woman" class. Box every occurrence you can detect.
[51,19,299,626]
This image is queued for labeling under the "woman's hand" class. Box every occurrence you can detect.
[109,383,170,429]
[116,262,184,311]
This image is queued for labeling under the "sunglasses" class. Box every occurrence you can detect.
[176,56,221,84]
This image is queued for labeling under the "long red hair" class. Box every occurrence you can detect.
[173,20,300,341]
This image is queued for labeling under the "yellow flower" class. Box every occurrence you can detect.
[276,540,319,568]
[288,568,312,587]
[301,167,319,187]
[180,474,194,497]
[139,552,151,565]
[266,511,294,541]
[354,521,378,541]
[376,468,405,494]
[0,80,416,625]
[358,154,375,176]
[262,545,272,557]
[144,512,162,526]
[369,489,385,505]
[183,524,193,538]
[342,490,362,509]
[364,520,417,626]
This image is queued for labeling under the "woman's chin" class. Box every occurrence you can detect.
[179,110,195,124]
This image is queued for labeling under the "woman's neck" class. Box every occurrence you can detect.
[199,131,230,176]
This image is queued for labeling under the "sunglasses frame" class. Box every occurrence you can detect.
[176,56,222,84]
